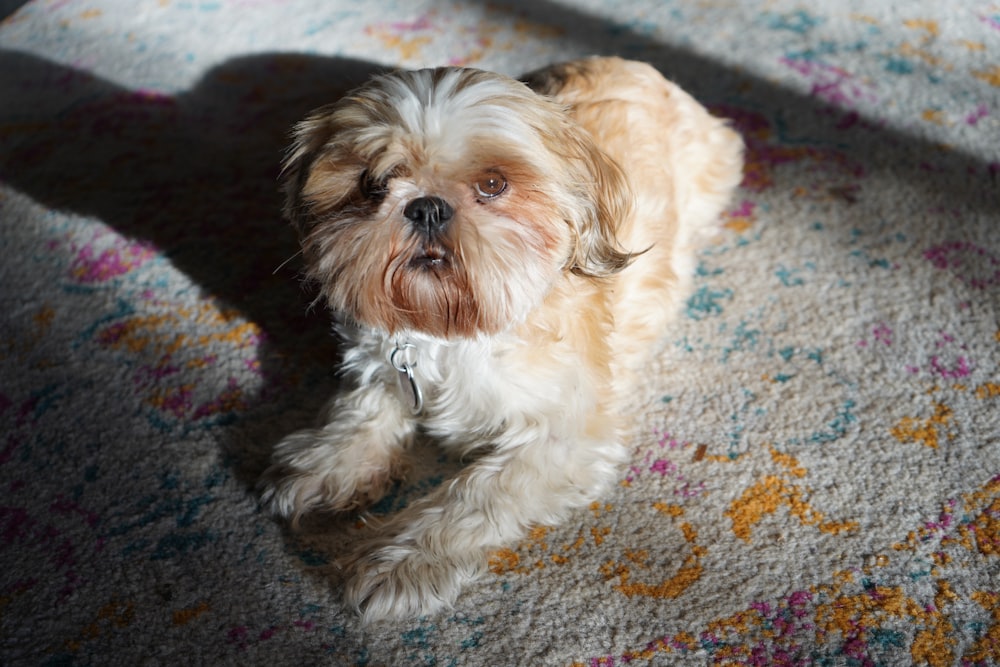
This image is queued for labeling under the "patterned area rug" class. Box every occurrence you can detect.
[2,1,998,665]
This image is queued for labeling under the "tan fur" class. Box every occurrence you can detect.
[528,57,745,374]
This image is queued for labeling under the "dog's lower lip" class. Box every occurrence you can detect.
[411,248,448,268]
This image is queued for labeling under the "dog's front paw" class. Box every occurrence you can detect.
[258,427,404,521]
[343,540,477,622]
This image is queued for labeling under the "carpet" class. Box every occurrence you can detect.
[1,1,998,665]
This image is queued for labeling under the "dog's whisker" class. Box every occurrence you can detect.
[272,248,303,275]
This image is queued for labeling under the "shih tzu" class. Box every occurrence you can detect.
[259,56,744,622]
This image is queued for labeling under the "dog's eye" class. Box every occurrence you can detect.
[474,172,507,199]
[359,170,390,199]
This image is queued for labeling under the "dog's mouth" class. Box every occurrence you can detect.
[410,245,450,269]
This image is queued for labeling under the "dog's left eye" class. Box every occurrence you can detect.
[474,173,507,199]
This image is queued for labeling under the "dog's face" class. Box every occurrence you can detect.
[282,67,633,338]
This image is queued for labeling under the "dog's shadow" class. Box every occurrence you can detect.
[0,50,388,480]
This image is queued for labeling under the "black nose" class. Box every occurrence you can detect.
[403,196,453,234]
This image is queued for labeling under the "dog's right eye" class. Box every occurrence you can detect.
[359,170,390,200]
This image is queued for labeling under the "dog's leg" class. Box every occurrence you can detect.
[259,382,416,523]
[341,415,625,621]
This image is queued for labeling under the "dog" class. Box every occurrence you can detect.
[258,56,744,622]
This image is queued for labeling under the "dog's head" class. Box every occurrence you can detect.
[282,66,633,338]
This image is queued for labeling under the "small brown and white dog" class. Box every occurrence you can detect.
[259,57,743,622]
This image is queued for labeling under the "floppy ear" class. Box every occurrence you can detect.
[565,132,636,278]
[280,106,340,237]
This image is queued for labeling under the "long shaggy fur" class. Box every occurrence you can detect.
[259,56,744,622]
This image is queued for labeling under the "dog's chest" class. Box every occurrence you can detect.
[401,339,510,431]
[407,336,597,449]
[345,325,593,447]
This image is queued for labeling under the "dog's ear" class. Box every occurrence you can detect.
[564,132,636,278]
[525,61,635,278]
[280,106,343,237]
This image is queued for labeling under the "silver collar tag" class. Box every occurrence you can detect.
[389,341,423,415]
